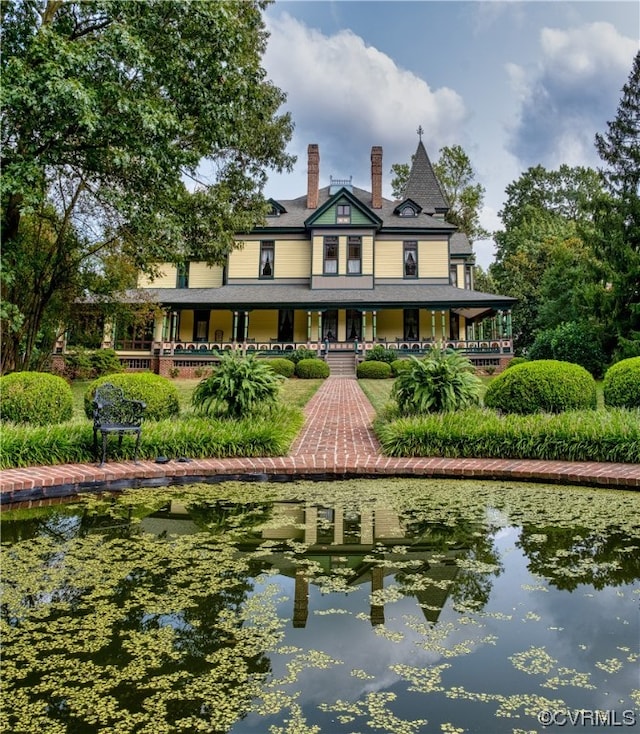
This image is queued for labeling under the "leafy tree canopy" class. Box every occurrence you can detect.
[1,0,294,371]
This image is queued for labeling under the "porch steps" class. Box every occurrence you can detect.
[325,352,357,376]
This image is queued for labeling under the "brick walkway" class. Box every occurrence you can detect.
[1,377,639,504]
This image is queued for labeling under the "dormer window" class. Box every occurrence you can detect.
[336,204,351,224]
[267,205,280,217]
[400,205,417,217]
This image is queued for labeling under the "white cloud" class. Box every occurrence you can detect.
[263,13,467,197]
[507,21,637,170]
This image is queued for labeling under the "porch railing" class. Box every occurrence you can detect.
[156,338,513,357]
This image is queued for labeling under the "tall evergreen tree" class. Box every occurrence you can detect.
[593,50,640,358]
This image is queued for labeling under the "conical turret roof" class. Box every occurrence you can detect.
[403,140,449,215]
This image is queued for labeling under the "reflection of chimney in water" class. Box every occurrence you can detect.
[293,568,309,628]
[370,565,385,626]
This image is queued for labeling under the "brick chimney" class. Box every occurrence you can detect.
[371,146,383,209]
[307,144,319,209]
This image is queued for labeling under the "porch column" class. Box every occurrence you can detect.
[162,312,170,342]
[170,311,179,341]
[362,311,367,343]
[317,311,322,341]
[441,310,446,341]
[506,310,513,339]
[244,311,249,341]
[431,310,436,339]
[233,311,238,342]
[370,565,385,626]
[307,311,312,341]
[372,311,377,340]
[153,314,164,343]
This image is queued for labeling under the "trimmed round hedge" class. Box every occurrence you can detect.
[357,360,392,379]
[483,360,597,414]
[391,359,411,376]
[263,357,295,378]
[295,358,330,379]
[603,356,640,409]
[84,373,180,420]
[0,372,73,425]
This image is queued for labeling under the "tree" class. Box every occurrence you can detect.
[0,0,294,372]
[593,50,640,359]
[490,165,606,353]
[433,145,490,242]
[390,161,411,199]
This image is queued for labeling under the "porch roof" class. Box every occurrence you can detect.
[125,284,516,311]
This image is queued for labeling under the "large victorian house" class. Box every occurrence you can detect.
[61,139,516,376]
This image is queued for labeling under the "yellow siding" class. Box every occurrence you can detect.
[177,311,194,341]
[276,241,311,278]
[228,241,260,278]
[293,314,307,342]
[312,235,324,275]
[189,263,224,288]
[248,311,278,341]
[376,310,403,340]
[338,236,347,275]
[211,312,233,341]
[138,264,177,288]
[420,241,448,278]
[375,242,404,278]
[454,263,464,287]
[362,235,374,275]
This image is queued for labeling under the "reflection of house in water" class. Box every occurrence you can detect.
[256,502,462,629]
[142,500,463,629]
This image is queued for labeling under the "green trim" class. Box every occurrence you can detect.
[305,187,383,228]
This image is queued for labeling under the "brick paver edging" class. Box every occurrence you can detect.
[1,455,639,505]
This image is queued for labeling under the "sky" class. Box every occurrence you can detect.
[259,1,639,268]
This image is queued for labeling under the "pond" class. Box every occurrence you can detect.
[2,479,639,734]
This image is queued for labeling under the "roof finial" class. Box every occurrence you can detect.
[417,125,424,141]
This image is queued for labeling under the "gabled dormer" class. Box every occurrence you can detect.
[393,198,423,218]
[266,198,287,217]
[304,186,383,229]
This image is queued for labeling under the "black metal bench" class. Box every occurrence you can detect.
[92,383,146,466]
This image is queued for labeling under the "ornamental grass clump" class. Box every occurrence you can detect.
[603,356,640,409]
[483,360,596,414]
[391,348,482,415]
[192,351,284,418]
[84,373,180,420]
[0,372,73,425]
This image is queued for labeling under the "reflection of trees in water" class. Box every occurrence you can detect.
[2,508,275,733]
[399,512,503,611]
[518,524,640,591]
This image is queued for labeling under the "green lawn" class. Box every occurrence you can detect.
[70,377,323,420]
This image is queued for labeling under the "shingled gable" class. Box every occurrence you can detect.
[403,140,449,216]
[304,186,383,228]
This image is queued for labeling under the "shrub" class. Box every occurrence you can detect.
[391,359,411,376]
[505,356,527,370]
[284,347,317,364]
[263,357,295,378]
[364,345,396,364]
[0,372,73,425]
[64,348,123,379]
[527,321,608,378]
[483,360,597,414]
[191,351,283,418]
[603,357,640,409]
[295,358,330,379]
[357,360,392,379]
[391,348,482,415]
[85,373,180,421]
